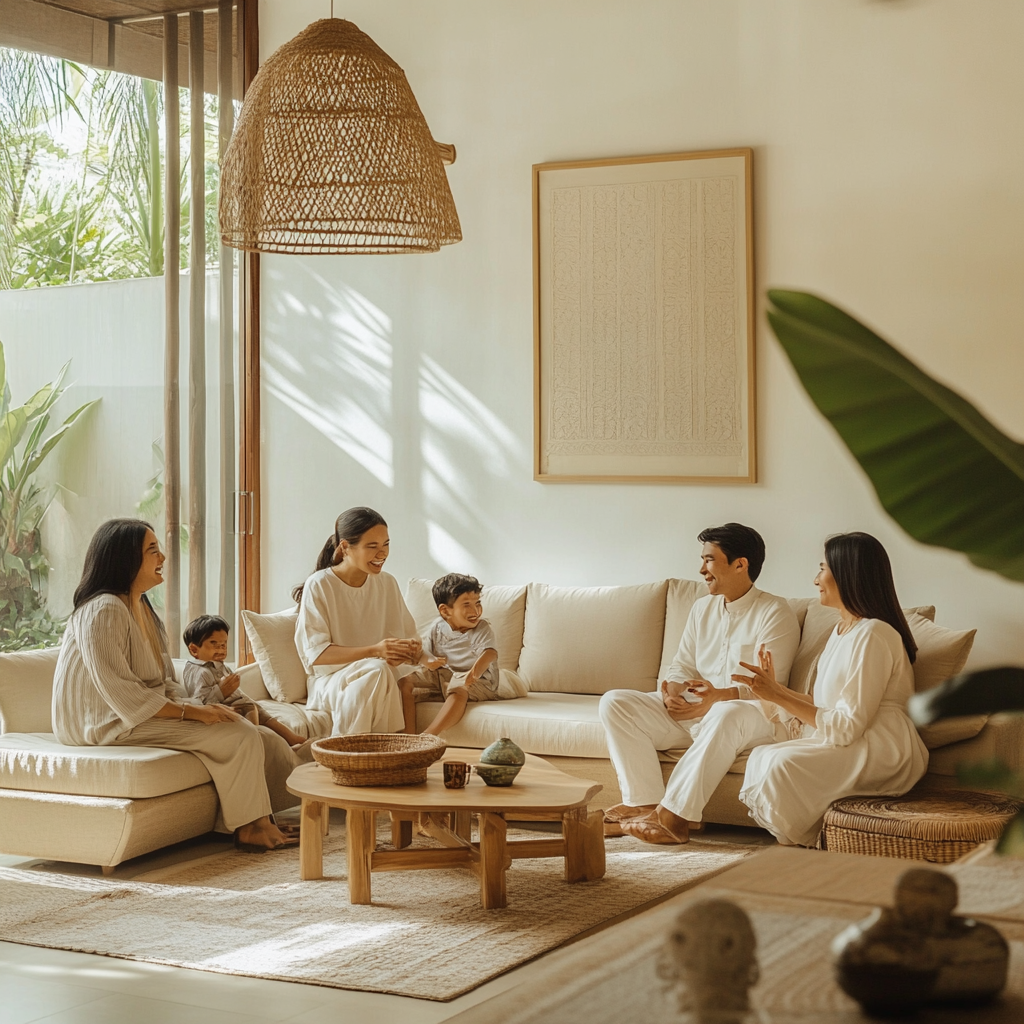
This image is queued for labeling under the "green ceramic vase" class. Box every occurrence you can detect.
[480,736,526,766]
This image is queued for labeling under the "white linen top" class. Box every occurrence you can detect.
[807,618,921,747]
[52,594,183,745]
[295,568,418,676]
[426,617,499,686]
[665,586,801,697]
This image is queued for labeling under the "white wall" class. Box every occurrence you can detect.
[259,0,1024,667]
[0,271,235,624]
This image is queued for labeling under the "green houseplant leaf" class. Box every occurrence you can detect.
[909,667,1024,723]
[766,290,1024,582]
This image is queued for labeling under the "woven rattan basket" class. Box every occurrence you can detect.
[311,734,446,786]
[822,790,1023,864]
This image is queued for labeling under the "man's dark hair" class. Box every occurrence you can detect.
[184,614,230,649]
[697,523,766,582]
[432,573,483,608]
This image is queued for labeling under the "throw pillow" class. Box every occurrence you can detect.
[241,607,308,704]
[658,579,710,680]
[906,612,976,693]
[0,647,60,733]
[519,581,668,694]
[917,714,989,750]
[405,579,527,671]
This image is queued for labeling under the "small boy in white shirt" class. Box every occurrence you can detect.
[181,615,306,749]
[417,574,501,736]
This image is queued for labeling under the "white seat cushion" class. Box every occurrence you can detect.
[0,733,211,799]
[242,607,308,704]
[416,692,610,759]
[255,700,332,740]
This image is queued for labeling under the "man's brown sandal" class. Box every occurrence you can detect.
[620,813,689,845]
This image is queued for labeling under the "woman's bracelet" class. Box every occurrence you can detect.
[180,704,188,722]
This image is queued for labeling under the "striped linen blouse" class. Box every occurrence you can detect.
[52,594,183,745]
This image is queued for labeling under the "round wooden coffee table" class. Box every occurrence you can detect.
[286,748,605,909]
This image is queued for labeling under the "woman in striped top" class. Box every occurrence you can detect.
[53,519,297,852]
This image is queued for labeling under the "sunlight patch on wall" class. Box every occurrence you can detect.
[428,521,482,576]
[264,277,395,487]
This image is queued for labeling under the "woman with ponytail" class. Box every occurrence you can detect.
[622,532,927,848]
[293,508,422,735]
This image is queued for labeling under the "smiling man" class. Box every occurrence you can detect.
[598,523,800,838]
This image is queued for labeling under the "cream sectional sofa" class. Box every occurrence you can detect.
[0,577,1015,869]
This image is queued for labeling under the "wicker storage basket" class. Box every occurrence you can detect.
[822,790,1023,864]
[311,734,446,787]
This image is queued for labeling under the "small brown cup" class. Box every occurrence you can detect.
[443,761,470,789]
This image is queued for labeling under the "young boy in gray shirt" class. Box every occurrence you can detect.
[182,615,306,749]
[417,574,501,736]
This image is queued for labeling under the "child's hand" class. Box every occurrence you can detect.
[220,672,241,697]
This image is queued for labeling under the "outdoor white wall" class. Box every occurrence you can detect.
[259,0,1024,667]
[0,271,235,624]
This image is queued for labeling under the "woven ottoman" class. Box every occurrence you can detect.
[821,790,1023,863]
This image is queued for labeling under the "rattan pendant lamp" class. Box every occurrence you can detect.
[219,17,461,254]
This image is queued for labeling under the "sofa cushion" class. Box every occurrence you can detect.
[241,608,308,704]
[905,612,976,693]
[0,648,60,734]
[518,581,668,695]
[658,579,710,680]
[406,579,527,672]
[415,692,611,758]
[255,700,332,740]
[0,733,212,798]
[787,602,940,696]
[917,715,989,751]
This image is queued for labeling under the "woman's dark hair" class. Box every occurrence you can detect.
[292,507,388,602]
[697,523,766,582]
[824,532,917,664]
[73,519,165,637]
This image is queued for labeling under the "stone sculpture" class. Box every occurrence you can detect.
[833,866,1009,1014]
[657,898,759,1022]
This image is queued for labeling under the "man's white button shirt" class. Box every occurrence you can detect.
[664,586,801,698]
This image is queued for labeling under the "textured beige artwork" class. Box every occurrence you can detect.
[534,150,755,482]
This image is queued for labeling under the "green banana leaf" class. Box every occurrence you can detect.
[24,399,98,477]
[909,667,1024,724]
[766,291,1024,582]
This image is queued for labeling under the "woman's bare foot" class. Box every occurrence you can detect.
[620,805,690,845]
[235,816,298,852]
[604,802,657,823]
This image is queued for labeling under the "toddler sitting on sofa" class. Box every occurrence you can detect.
[182,615,307,749]
[415,574,503,736]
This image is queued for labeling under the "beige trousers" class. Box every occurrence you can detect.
[111,718,303,832]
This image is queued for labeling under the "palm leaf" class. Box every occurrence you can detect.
[766,290,1024,582]
[909,667,1024,724]
[24,400,99,477]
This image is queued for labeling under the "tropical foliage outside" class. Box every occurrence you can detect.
[0,339,98,650]
[0,46,226,290]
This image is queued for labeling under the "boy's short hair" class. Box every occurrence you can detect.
[432,573,483,609]
[183,614,230,649]
[697,523,766,582]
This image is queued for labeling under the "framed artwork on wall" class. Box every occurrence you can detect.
[533,148,755,483]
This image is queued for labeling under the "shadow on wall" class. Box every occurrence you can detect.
[263,263,528,580]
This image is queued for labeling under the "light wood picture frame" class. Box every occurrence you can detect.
[533,148,756,483]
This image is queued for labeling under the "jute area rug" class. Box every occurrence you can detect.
[0,818,761,1001]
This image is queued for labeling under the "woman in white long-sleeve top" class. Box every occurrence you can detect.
[293,507,423,736]
[623,532,927,846]
[53,519,299,852]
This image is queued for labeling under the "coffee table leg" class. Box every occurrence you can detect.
[478,812,507,909]
[390,812,412,849]
[347,808,375,904]
[564,808,606,883]
[300,799,324,881]
[453,811,472,842]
